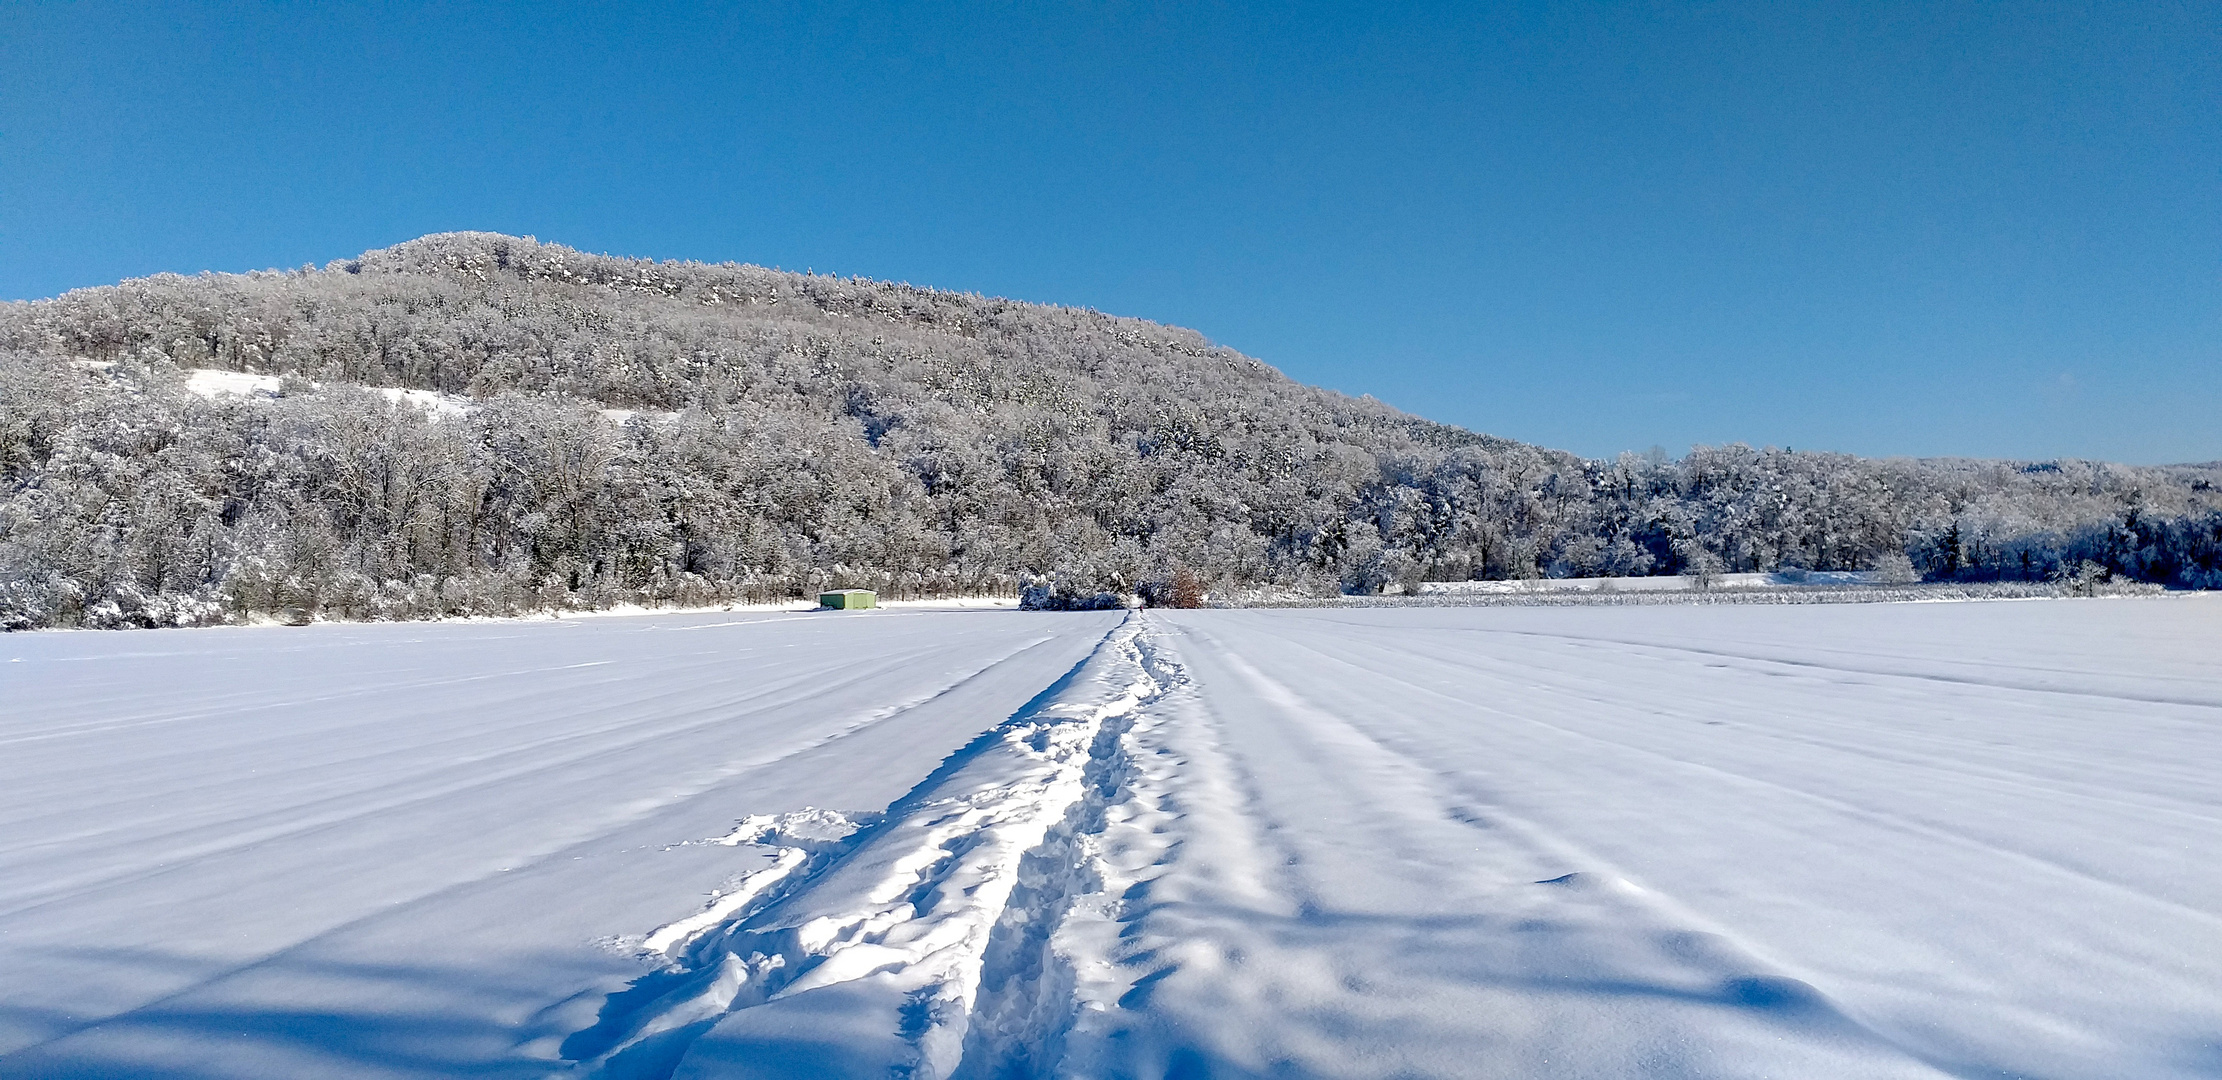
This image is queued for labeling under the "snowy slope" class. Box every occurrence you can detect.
[3,598,2217,1078]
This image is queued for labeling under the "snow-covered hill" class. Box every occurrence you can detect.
[3,233,2216,631]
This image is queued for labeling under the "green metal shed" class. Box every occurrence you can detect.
[819,589,877,610]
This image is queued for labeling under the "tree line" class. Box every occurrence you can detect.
[2,232,2215,628]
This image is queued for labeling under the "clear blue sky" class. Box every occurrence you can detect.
[3,1,2216,463]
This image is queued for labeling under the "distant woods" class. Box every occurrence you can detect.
[2,233,2217,629]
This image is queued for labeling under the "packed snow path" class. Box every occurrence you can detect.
[2,599,2217,1078]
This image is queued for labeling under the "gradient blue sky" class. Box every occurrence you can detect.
[3,1,2216,462]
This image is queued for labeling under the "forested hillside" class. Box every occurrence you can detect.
[2,233,2216,628]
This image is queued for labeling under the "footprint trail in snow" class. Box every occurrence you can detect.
[557,616,1165,1079]
[551,601,2222,1080]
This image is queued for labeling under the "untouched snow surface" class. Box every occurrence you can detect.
[182,369,283,398]
[2,598,2217,1078]
[179,368,653,424]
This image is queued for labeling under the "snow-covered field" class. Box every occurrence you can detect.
[2,598,2217,1078]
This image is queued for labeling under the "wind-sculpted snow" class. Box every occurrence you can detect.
[3,597,2218,1078]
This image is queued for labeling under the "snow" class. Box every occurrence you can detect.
[378,386,475,419]
[1418,570,1883,594]
[0,609,1120,1077]
[183,368,284,398]
[601,408,681,425]
[182,369,473,418]
[590,623,1165,1078]
[2,597,2218,1077]
[1092,599,2222,1079]
[178,369,664,424]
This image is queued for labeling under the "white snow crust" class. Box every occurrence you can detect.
[183,369,475,419]
[183,368,284,398]
[0,608,1120,1077]
[376,385,475,419]
[180,368,670,425]
[1417,569,1884,594]
[600,408,682,425]
[2,597,2217,1078]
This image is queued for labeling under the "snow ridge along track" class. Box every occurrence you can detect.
[557,615,1164,1080]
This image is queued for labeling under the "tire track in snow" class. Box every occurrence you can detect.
[553,616,1167,1080]
[1426,622,2222,710]
[1289,619,2222,840]
[0,658,629,748]
[0,633,1098,1064]
[1250,624,2222,934]
[0,633,1072,921]
[1143,621,1980,1079]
